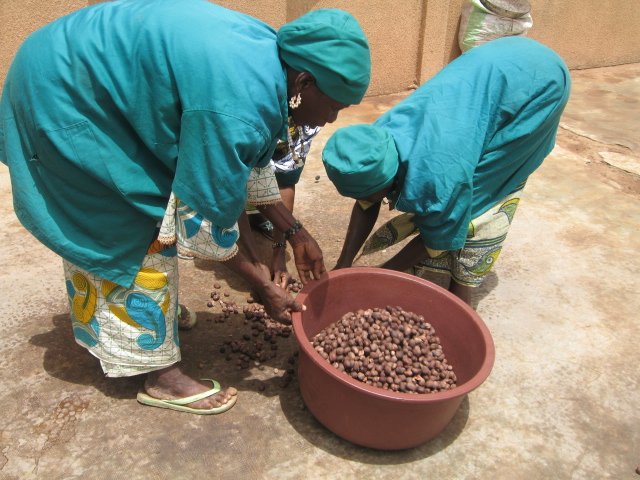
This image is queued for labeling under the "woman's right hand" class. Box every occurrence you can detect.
[257,282,304,325]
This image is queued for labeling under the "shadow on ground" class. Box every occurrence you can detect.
[29,305,471,465]
[29,313,141,399]
[29,311,300,394]
[279,383,470,463]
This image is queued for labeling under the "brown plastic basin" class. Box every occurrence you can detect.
[291,267,495,450]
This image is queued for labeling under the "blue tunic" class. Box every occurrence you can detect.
[0,0,288,286]
[375,37,571,250]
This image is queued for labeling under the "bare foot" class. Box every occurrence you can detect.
[144,365,237,410]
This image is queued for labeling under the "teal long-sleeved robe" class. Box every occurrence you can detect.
[0,0,288,286]
[375,37,571,251]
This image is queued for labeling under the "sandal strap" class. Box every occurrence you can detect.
[162,379,221,406]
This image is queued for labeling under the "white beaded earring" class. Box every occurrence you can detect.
[288,93,302,109]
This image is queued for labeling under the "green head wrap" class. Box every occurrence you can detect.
[277,9,371,105]
[322,124,399,198]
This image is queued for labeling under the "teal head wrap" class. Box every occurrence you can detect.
[322,124,399,198]
[277,9,371,105]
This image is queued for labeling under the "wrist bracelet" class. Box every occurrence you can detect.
[284,220,303,240]
[272,241,286,249]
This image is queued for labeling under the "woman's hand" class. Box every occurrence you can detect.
[271,245,290,288]
[257,282,304,324]
[288,228,326,283]
[256,203,326,284]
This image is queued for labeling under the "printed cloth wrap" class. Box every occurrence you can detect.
[63,168,280,377]
[158,165,282,258]
[246,166,282,206]
[159,193,240,261]
[244,165,283,215]
[246,121,320,217]
[362,184,525,287]
[270,123,321,186]
[63,241,181,377]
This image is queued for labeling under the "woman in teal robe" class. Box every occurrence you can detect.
[0,0,371,413]
[322,36,570,307]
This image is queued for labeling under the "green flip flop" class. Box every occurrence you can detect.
[137,379,237,415]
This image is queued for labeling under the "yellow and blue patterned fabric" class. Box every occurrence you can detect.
[360,184,525,286]
[1,0,288,287]
[174,199,240,261]
[413,184,525,286]
[158,193,240,261]
[68,191,248,377]
[63,242,181,377]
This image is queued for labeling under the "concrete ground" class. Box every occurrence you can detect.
[0,63,638,480]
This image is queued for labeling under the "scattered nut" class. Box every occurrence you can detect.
[202,279,302,369]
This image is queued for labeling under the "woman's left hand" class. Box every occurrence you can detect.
[271,246,290,288]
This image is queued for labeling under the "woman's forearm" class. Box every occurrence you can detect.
[236,211,262,263]
[336,201,381,267]
[381,235,429,272]
[221,250,271,291]
[257,202,298,233]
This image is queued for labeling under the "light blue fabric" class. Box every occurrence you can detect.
[374,37,571,250]
[0,0,288,286]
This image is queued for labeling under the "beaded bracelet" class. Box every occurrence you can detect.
[272,241,286,249]
[284,220,303,240]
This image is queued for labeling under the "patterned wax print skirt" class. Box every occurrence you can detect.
[361,183,525,287]
[64,192,242,377]
[63,242,181,377]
